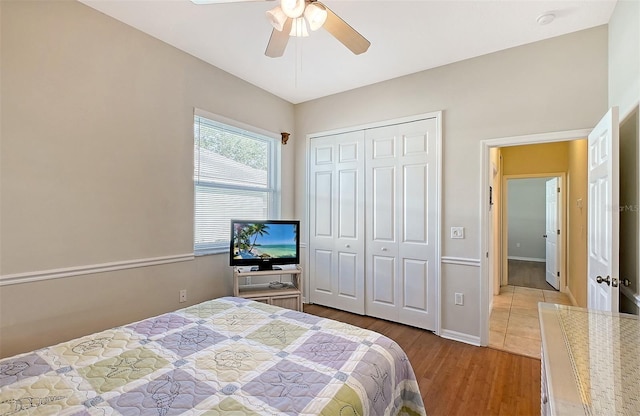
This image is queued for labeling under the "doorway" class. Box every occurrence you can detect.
[504,176,563,292]
[480,128,591,350]
[492,166,572,357]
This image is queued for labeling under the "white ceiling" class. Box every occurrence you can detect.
[79,0,617,104]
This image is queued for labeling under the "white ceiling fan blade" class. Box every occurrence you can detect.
[319,2,370,55]
[265,18,293,58]
[190,0,273,4]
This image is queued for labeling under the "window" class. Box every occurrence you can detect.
[194,111,280,255]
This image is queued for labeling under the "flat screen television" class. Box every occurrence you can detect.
[230,219,300,271]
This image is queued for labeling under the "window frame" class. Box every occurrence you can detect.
[193,108,281,256]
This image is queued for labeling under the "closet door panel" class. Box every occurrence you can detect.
[313,171,333,238]
[312,249,333,293]
[403,259,428,311]
[372,255,396,305]
[397,119,438,329]
[310,139,337,300]
[309,131,365,314]
[366,118,438,330]
[372,166,396,242]
[366,128,401,318]
[403,164,428,244]
[333,132,365,313]
[337,168,360,300]
[338,252,358,298]
[338,169,358,239]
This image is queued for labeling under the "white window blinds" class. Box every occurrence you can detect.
[194,114,279,255]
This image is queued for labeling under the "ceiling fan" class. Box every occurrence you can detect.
[191,0,371,58]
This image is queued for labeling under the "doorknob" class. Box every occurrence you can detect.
[596,275,611,286]
[621,278,632,287]
[543,234,547,238]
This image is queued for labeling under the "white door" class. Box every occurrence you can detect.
[587,107,620,312]
[545,177,560,290]
[365,118,439,330]
[309,131,365,314]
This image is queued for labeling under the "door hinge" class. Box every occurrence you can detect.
[557,187,560,193]
[557,229,560,235]
[557,271,560,277]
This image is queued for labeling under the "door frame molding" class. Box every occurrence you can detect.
[479,128,591,346]
[502,173,566,291]
[305,111,443,335]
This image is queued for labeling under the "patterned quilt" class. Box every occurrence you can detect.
[0,297,426,415]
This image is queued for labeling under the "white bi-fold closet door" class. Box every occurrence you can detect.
[309,130,366,315]
[309,116,440,331]
[365,120,438,330]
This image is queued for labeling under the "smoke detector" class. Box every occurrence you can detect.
[537,13,556,25]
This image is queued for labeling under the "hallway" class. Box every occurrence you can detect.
[489,285,572,358]
[508,259,556,290]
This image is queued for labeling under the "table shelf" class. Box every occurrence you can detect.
[233,266,303,311]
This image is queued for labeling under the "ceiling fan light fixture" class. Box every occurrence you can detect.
[290,17,309,37]
[304,3,327,31]
[280,0,305,19]
[266,6,288,32]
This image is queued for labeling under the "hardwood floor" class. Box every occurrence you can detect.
[508,259,555,290]
[304,304,541,416]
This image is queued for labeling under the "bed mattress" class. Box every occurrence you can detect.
[0,296,426,415]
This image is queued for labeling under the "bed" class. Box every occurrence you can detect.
[0,297,426,415]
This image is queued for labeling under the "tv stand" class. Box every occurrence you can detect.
[233,266,303,312]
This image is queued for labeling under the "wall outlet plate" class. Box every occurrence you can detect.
[179,289,187,303]
[451,227,465,239]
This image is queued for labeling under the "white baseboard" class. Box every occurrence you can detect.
[440,329,481,347]
[507,256,545,263]
[0,253,195,286]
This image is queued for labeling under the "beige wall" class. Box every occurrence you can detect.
[609,0,640,313]
[608,0,640,116]
[501,142,569,176]
[0,0,295,357]
[567,140,588,307]
[295,27,608,339]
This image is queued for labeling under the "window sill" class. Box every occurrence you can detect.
[195,247,228,257]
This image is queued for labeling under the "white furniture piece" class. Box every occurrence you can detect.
[539,302,639,415]
[233,265,303,311]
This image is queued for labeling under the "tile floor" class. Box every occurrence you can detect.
[489,285,572,359]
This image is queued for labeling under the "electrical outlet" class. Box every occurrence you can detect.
[455,292,464,306]
[451,227,464,239]
[179,289,187,303]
